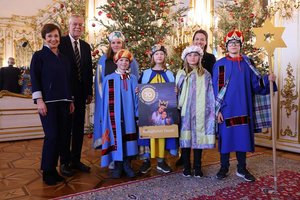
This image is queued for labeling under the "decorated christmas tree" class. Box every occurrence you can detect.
[214,0,268,73]
[47,0,86,36]
[93,0,188,71]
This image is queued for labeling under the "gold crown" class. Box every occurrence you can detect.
[158,100,168,108]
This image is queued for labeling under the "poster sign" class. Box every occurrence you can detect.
[138,82,179,139]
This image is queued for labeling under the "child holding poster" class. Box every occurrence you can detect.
[176,45,215,177]
[138,44,177,174]
[101,49,138,178]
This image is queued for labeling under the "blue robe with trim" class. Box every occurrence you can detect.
[93,54,139,149]
[100,72,138,167]
[137,68,177,154]
[212,56,271,153]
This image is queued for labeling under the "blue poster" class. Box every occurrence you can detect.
[138,82,179,138]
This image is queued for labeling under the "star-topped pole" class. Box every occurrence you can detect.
[252,18,286,194]
[252,18,286,56]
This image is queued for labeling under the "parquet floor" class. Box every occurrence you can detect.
[0,136,299,199]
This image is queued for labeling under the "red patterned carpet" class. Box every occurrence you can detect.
[194,170,300,200]
[54,154,300,200]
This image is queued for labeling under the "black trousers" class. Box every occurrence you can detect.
[220,151,246,169]
[71,82,87,164]
[181,148,203,169]
[40,102,70,171]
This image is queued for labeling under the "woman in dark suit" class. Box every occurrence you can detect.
[192,29,216,75]
[30,24,74,185]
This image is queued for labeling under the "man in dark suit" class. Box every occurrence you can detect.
[58,15,93,176]
[0,57,21,93]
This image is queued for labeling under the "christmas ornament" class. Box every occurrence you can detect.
[106,13,112,18]
[159,2,165,7]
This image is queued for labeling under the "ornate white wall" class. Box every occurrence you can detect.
[0,0,53,67]
[255,10,300,153]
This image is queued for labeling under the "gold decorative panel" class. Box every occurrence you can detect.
[280,126,297,137]
[0,39,4,66]
[280,63,299,118]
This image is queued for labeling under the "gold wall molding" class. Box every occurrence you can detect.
[280,63,299,118]
[0,90,31,98]
[280,126,297,137]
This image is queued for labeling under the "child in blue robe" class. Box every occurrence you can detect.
[101,49,138,178]
[213,30,277,182]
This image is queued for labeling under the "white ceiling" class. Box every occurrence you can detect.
[0,0,54,18]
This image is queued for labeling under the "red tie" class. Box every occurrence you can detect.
[121,74,128,91]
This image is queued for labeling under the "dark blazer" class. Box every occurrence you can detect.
[59,36,93,99]
[202,52,216,76]
[0,65,21,93]
[30,46,73,102]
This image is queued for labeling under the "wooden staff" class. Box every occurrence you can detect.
[268,54,277,192]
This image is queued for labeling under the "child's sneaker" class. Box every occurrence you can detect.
[139,160,151,174]
[123,160,135,178]
[183,168,192,177]
[156,161,172,173]
[216,167,229,180]
[236,168,255,182]
[194,168,203,178]
[112,168,122,179]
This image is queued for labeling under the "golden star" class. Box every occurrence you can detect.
[252,18,286,55]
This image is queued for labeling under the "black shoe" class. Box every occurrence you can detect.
[183,168,192,177]
[112,161,123,179]
[236,168,256,182]
[60,164,74,177]
[112,168,122,179]
[139,160,151,174]
[123,159,135,178]
[53,170,65,182]
[175,156,183,167]
[216,167,229,180]
[156,161,172,173]
[194,168,203,178]
[42,171,57,186]
[71,162,91,173]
